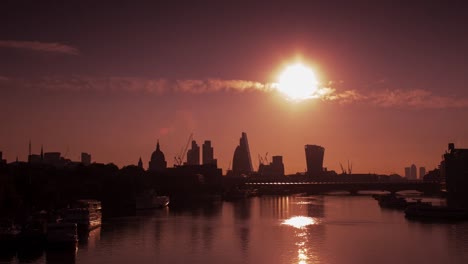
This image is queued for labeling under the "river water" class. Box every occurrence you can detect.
[3,194,468,264]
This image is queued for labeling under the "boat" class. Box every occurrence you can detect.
[375,194,430,210]
[63,199,102,231]
[18,216,47,245]
[0,218,21,244]
[377,194,408,209]
[136,190,170,209]
[46,222,78,247]
[405,204,468,221]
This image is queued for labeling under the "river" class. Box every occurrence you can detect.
[3,194,468,264]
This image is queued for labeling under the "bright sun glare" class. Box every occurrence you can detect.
[277,63,318,101]
[282,216,316,229]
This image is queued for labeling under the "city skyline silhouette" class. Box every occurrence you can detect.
[1,1,468,175]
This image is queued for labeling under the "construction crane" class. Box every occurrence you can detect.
[340,160,353,174]
[174,133,193,166]
[340,163,346,174]
[347,160,353,174]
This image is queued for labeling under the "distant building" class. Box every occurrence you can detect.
[149,141,167,172]
[27,141,43,164]
[258,155,285,177]
[419,167,426,179]
[81,152,91,166]
[28,154,42,164]
[410,164,417,180]
[202,140,217,166]
[404,167,411,179]
[443,143,468,208]
[186,140,200,165]
[232,132,253,176]
[305,145,324,176]
[0,151,5,164]
[138,157,143,170]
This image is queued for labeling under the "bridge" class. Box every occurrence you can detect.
[242,180,441,195]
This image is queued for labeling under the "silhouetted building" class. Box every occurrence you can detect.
[138,157,143,170]
[232,132,253,176]
[404,167,411,178]
[43,152,61,166]
[28,154,42,164]
[27,140,42,163]
[443,143,468,208]
[0,151,5,164]
[202,140,217,166]
[81,152,91,166]
[258,155,285,177]
[419,167,426,179]
[149,141,167,172]
[186,140,200,165]
[305,145,324,176]
[410,164,417,180]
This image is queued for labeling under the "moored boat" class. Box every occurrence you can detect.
[0,218,21,244]
[136,190,170,209]
[63,200,102,231]
[405,204,468,221]
[46,222,78,247]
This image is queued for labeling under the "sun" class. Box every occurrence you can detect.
[277,63,318,100]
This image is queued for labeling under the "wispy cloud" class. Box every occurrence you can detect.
[21,76,273,95]
[0,40,79,55]
[319,86,468,109]
[3,75,468,109]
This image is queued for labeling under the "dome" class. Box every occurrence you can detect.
[149,141,167,172]
[151,142,165,162]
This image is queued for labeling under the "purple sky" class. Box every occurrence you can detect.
[1,1,468,174]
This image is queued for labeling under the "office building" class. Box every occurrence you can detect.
[232,132,253,176]
[81,152,91,166]
[202,140,215,165]
[419,167,426,179]
[305,145,324,176]
[186,140,200,165]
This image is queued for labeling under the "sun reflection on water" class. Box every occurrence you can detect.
[282,216,317,229]
[282,216,319,264]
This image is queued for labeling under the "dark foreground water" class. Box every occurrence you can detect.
[3,194,468,264]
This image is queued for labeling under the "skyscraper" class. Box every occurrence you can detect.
[186,140,200,165]
[232,132,253,176]
[410,164,417,180]
[202,140,215,165]
[405,167,411,178]
[419,167,426,179]
[305,145,324,176]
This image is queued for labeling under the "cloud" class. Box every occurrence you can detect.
[369,89,468,109]
[3,75,468,109]
[0,40,79,55]
[13,76,272,95]
[319,86,468,109]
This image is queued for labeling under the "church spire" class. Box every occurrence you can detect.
[40,145,44,160]
[156,140,160,151]
[138,157,143,169]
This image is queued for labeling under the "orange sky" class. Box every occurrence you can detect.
[1,1,468,175]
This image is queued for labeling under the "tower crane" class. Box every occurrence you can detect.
[174,133,193,166]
